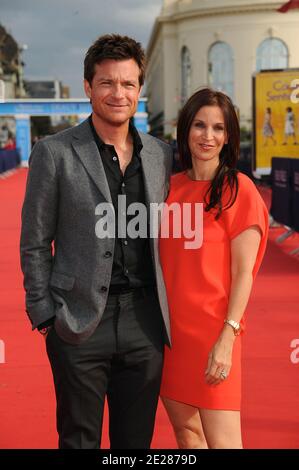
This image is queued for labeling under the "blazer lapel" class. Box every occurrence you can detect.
[71,122,166,207]
[139,135,167,264]
[71,120,112,204]
[139,139,165,207]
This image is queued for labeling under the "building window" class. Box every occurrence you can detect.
[256,38,289,71]
[181,46,191,105]
[208,41,234,100]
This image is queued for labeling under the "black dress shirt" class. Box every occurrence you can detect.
[89,116,156,291]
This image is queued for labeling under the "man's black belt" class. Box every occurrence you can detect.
[108,284,155,295]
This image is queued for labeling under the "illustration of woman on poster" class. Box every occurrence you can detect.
[282,107,298,145]
[262,107,276,146]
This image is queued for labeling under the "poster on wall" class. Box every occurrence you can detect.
[253,69,299,175]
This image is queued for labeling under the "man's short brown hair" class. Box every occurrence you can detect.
[84,34,146,87]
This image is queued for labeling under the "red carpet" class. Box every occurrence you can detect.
[0,170,298,448]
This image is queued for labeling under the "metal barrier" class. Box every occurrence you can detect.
[270,157,299,256]
[0,149,20,174]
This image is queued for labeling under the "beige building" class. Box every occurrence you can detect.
[146,0,299,137]
[0,23,26,99]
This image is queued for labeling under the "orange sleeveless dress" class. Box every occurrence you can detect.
[159,171,268,410]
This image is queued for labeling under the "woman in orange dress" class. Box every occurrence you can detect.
[159,88,269,449]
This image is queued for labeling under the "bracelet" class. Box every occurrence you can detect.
[224,319,241,336]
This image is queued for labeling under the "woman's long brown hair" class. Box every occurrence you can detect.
[177,88,240,219]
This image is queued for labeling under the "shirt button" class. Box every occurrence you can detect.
[123,240,128,246]
[101,286,108,292]
[104,251,112,258]
[112,156,117,161]
[122,182,125,187]
[124,268,129,275]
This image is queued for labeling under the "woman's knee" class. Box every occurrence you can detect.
[208,437,243,449]
[162,398,208,448]
[174,425,208,449]
[199,409,242,449]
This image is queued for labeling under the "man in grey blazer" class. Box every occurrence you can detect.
[20,34,173,449]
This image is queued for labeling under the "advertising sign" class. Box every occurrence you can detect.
[253,69,299,175]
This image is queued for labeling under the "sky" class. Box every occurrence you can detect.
[0,0,163,97]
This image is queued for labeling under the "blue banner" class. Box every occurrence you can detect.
[0,98,147,116]
[15,118,31,164]
[0,99,148,163]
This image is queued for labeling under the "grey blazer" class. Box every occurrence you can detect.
[20,119,173,345]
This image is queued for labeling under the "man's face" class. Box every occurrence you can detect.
[84,59,142,126]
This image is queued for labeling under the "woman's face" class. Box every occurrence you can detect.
[188,105,228,165]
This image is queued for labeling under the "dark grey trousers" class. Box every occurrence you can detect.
[46,287,164,449]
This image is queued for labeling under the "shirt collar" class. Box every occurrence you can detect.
[88,114,143,154]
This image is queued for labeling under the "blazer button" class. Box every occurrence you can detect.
[104,251,112,258]
[101,286,108,292]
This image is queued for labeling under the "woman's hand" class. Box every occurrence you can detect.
[205,327,235,386]
[204,226,262,386]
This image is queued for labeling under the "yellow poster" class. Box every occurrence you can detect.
[254,70,299,175]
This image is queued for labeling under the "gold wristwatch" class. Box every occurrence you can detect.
[224,319,241,336]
